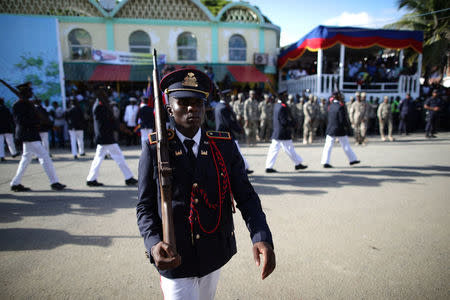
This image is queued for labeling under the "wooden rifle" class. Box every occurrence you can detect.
[152,49,176,250]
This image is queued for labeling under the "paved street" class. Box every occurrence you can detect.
[0,133,449,299]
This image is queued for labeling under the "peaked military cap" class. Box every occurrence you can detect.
[16,81,32,91]
[160,68,211,100]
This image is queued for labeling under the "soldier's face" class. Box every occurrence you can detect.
[168,97,205,134]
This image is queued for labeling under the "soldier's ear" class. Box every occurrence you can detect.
[166,105,173,117]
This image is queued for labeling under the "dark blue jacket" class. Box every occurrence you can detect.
[271,101,293,140]
[0,104,14,134]
[214,101,241,139]
[12,99,41,142]
[93,100,117,145]
[398,98,414,116]
[65,105,85,130]
[137,105,155,130]
[326,100,351,137]
[137,129,273,279]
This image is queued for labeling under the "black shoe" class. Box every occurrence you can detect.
[51,182,66,190]
[74,155,78,160]
[430,134,437,138]
[265,168,277,173]
[323,163,333,168]
[125,177,138,186]
[11,184,31,192]
[349,160,360,166]
[12,153,19,158]
[1,157,6,162]
[79,153,86,156]
[87,180,104,187]
[295,163,308,170]
[246,169,254,175]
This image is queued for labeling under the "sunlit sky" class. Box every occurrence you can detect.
[245,0,405,46]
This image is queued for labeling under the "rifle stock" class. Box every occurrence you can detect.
[152,49,176,250]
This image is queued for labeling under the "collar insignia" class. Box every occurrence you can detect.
[182,72,198,87]
[175,150,182,156]
[201,150,208,156]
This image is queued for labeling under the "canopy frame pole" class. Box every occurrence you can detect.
[339,44,345,92]
[399,49,404,69]
[317,48,323,95]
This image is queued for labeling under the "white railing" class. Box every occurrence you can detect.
[279,74,420,98]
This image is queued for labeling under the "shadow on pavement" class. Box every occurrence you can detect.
[0,228,127,251]
[0,188,138,223]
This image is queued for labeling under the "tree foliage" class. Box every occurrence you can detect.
[200,0,231,16]
[385,0,449,75]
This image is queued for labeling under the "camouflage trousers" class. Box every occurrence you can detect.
[353,120,368,144]
[244,120,258,145]
[303,119,319,144]
[259,119,272,142]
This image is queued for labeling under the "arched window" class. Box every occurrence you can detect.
[229,34,246,61]
[68,29,92,60]
[129,30,151,53]
[177,32,197,61]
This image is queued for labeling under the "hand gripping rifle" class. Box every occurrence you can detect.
[152,49,176,250]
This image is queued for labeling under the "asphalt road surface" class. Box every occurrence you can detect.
[0,133,449,299]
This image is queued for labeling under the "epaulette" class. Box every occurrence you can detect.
[206,131,231,140]
[148,129,175,144]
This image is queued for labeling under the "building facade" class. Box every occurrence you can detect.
[1,0,280,84]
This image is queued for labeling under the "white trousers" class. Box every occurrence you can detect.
[140,128,153,147]
[265,139,303,169]
[39,132,50,153]
[234,140,250,170]
[160,268,221,300]
[0,133,17,157]
[11,141,59,186]
[86,143,133,181]
[320,135,357,164]
[69,129,85,156]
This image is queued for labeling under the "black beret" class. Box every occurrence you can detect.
[160,68,211,100]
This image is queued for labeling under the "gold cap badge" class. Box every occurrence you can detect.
[182,72,198,88]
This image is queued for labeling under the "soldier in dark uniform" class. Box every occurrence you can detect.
[10,82,66,191]
[137,69,275,299]
[214,90,253,174]
[424,90,442,138]
[137,97,155,148]
[265,91,308,173]
[65,99,86,159]
[0,97,18,161]
[320,92,360,168]
[86,88,138,186]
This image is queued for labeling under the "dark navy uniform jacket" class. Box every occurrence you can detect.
[214,101,241,139]
[12,99,41,142]
[326,100,351,137]
[0,104,14,134]
[93,100,117,145]
[137,105,155,130]
[65,106,85,130]
[271,101,293,140]
[398,98,414,117]
[137,129,273,279]
[424,96,442,118]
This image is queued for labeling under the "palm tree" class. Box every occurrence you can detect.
[385,0,449,79]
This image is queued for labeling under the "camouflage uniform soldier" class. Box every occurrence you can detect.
[350,92,369,145]
[233,93,245,141]
[295,97,305,139]
[318,98,328,137]
[243,90,259,146]
[303,94,320,144]
[377,96,394,141]
[258,94,273,142]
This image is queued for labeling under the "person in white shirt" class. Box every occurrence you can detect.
[123,97,139,146]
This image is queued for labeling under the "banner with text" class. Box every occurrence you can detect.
[91,49,166,65]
